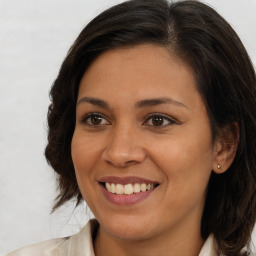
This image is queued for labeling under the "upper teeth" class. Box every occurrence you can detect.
[105,182,154,195]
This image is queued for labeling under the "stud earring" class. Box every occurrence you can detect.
[217,164,222,170]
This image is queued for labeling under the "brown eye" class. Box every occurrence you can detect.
[144,114,175,127]
[151,116,164,126]
[81,113,110,126]
[91,115,103,125]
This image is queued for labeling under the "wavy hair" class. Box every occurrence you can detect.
[45,0,256,255]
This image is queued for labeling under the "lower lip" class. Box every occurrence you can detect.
[100,184,156,205]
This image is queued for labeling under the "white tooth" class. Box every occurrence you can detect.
[146,184,151,191]
[141,183,147,192]
[150,184,154,189]
[124,184,133,195]
[106,182,111,192]
[110,183,116,193]
[116,184,124,195]
[134,183,141,193]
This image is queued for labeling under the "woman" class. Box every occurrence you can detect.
[6,0,256,255]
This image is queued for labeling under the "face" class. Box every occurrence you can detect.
[72,44,219,241]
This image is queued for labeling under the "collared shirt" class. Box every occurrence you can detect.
[3,219,225,256]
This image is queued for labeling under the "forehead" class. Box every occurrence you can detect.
[78,44,201,109]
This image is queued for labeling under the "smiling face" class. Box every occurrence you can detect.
[71,44,219,242]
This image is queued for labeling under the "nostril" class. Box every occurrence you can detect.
[124,160,140,165]
[103,158,140,168]
[101,139,146,167]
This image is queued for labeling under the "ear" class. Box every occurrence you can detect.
[212,122,239,174]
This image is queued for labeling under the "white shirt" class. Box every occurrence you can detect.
[3,219,224,256]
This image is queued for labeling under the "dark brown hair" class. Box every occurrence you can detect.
[45,0,256,255]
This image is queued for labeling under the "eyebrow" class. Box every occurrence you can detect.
[135,98,188,109]
[77,97,110,108]
[77,97,187,109]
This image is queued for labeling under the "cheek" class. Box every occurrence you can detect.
[71,132,101,195]
[71,133,101,206]
[150,128,214,197]
[71,132,101,172]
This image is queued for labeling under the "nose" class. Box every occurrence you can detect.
[101,125,146,167]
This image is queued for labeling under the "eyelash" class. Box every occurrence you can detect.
[80,112,111,126]
[143,113,177,127]
[80,112,177,128]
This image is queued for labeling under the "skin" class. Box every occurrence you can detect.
[71,44,233,256]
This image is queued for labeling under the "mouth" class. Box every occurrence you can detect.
[100,182,158,195]
[98,176,159,205]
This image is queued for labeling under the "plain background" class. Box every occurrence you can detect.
[0,0,256,254]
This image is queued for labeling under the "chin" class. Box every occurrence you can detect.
[98,214,156,240]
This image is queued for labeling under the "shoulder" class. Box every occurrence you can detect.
[5,238,67,256]
[5,219,98,256]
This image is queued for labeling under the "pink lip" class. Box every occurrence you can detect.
[98,176,159,206]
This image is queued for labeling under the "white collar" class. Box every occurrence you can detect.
[198,234,218,256]
[57,219,218,256]
[58,219,98,256]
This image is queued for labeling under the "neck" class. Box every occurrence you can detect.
[94,219,204,256]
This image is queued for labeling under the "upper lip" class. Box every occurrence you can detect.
[98,176,160,185]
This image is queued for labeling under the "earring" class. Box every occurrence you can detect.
[217,164,222,170]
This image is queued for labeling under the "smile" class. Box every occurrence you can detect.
[105,182,155,195]
[98,176,159,205]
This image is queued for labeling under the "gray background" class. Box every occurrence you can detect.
[0,0,256,254]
